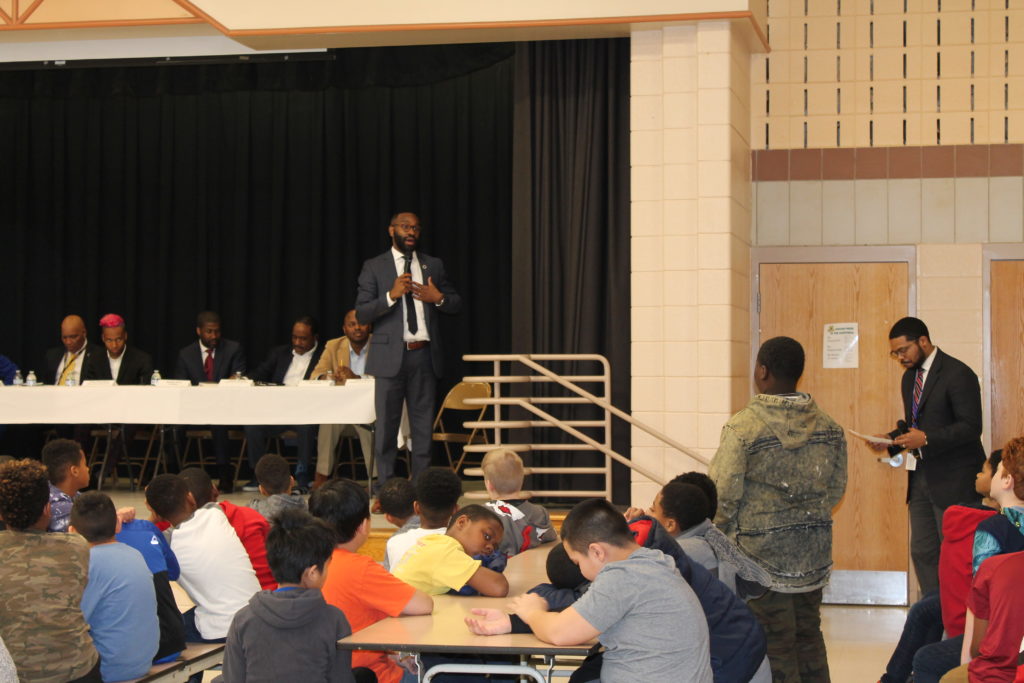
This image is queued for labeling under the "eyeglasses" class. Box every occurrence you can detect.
[390,223,420,231]
[889,339,920,359]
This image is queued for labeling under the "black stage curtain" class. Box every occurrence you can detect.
[0,41,630,501]
[511,40,631,502]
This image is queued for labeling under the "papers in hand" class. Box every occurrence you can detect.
[847,429,895,445]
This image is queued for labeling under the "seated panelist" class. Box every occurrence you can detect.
[83,314,154,385]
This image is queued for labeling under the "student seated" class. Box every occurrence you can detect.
[310,478,433,683]
[218,508,357,683]
[483,499,712,682]
[248,453,307,522]
[145,474,261,644]
[0,458,100,682]
[384,467,462,569]
[634,480,771,596]
[180,467,276,590]
[954,550,1024,683]
[41,438,91,532]
[393,504,507,597]
[71,491,159,682]
[115,507,187,663]
[480,448,557,556]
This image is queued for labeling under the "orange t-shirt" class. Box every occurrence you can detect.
[322,548,417,683]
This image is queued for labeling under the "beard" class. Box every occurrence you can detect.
[392,232,417,253]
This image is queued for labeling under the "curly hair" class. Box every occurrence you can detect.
[1000,436,1024,500]
[0,459,51,530]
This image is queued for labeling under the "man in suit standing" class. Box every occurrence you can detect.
[44,315,101,386]
[84,314,154,385]
[241,316,324,492]
[356,212,462,492]
[174,311,246,492]
[308,309,373,490]
[871,317,985,595]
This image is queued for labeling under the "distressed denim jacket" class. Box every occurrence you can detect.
[709,393,848,592]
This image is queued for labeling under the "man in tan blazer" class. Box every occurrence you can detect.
[310,310,374,489]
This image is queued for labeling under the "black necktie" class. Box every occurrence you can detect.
[404,254,418,334]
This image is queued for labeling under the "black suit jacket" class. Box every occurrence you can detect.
[249,343,325,384]
[355,249,462,378]
[174,339,246,385]
[43,343,102,385]
[891,348,986,508]
[83,346,155,385]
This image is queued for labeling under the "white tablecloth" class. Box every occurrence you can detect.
[0,380,376,426]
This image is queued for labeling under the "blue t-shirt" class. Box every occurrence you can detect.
[117,519,180,579]
[81,543,159,682]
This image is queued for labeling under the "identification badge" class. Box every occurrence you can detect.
[906,453,917,471]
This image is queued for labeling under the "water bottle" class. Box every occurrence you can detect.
[13,370,23,386]
[151,369,161,386]
[325,370,335,386]
[26,370,37,386]
[64,375,77,387]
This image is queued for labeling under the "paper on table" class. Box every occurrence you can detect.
[847,428,895,445]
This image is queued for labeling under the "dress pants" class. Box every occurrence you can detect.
[316,423,374,477]
[243,424,316,479]
[373,345,434,490]
[909,472,945,596]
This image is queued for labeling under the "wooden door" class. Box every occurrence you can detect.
[991,260,1024,452]
[759,262,909,573]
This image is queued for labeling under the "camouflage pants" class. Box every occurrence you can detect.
[747,588,830,683]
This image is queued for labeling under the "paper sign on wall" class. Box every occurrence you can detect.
[823,323,859,369]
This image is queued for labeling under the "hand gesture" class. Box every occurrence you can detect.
[464,608,513,636]
[411,277,443,304]
[338,366,359,380]
[389,273,413,301]
[895,427,927,450]
[116,507,136,524]
[624,506,647,521]
[509,592,549,620]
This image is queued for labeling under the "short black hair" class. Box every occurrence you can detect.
[293,315,319,337]
[989,448,1003,473]
[669,471,719,519]
[146,474,191,520]
[756,336,805,383]
[0,459,50,530]
[561,499,635,553]
[414,467,463,527]
[266,508,336,584]
[179,467,214,507]
[70,491,117,543]
[378,477,415,519]
[448,504,502,530]
[888,316,930,341]
[41,438,84,484]
[546,542,586,589]
[308,478,369,544]
[255,454,292,495]
[196,311,221,328]
[658,482,711,532]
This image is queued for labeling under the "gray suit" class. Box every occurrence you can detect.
[356,248,461,487]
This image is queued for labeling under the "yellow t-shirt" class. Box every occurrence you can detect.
[392,533,481,595]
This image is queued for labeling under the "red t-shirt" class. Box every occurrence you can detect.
[219,501,276,590]
[967,551,1024,683]
[322,548,417,683]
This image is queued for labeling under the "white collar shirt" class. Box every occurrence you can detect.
[107,350,124,383]
[282,342,318,386]
[56,343,88,385]
[389,247,430,343]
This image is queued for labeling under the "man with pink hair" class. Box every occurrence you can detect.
[84,313,154,385]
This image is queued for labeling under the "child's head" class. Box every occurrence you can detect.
[179,467,215,507]
[976,449,1003,499]
[414,467,463,528]
[447,504,503,557]
[145,474,195,522]
[255,454,293,496]
[669,471,718,520]
[561,499,636,581]
[69,491,118,544]
[480,449,525,498]
[651,482,711,535]
[41,438,89,490]
[993,437,1024,502]
[0,459,51,530]
[378,477,416,526]
[266,507,336,588]
[545,542,587,589]
[308,478,369,545]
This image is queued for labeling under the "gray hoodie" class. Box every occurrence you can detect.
[248,494,307,523]
[709,392,848,592]
[218,588,354,683]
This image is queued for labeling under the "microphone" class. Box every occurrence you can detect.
[403,251,412,275]
[887,420,909,457]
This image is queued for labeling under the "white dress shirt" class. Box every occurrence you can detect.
[917,346,938,390]
[56,344,87,385]
[282,343,318,386]
[107,351,124,382]
[385,247,430,343]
